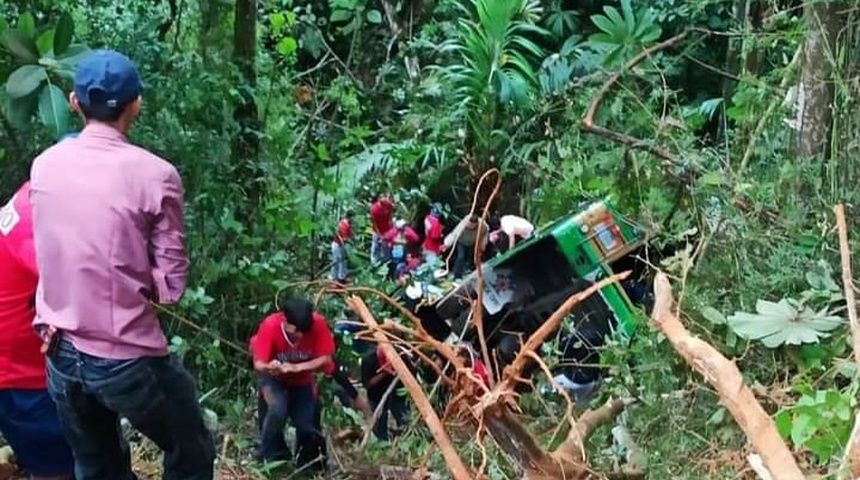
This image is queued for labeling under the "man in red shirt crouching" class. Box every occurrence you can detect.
[249,296,334,472]
[0,182,74,480]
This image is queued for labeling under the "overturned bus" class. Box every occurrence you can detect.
[410,199,652,379]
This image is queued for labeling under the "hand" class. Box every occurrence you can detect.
[264,360,282,375]
[279,362,298,374]
[440,244,449,253]
[38,325,58,356]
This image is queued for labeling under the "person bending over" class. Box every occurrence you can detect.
[249,296,334,471]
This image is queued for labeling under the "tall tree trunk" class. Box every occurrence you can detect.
[199,0,230,63]
[797,0,842,160]
[232,0,262,208]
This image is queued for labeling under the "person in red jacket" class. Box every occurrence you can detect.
[383,219,420,280]
[369,194,394,264]
[330,210,354,283]
[250,296,334,471]
[422,204,444,263]
[0,181,75,480]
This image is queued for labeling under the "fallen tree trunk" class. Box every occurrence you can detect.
[650,272,805,480]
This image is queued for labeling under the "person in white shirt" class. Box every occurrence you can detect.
[490,214,535,251]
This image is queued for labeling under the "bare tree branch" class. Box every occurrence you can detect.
[834,204,860,479]
[650,272,805,480]
[580,30,691,170]
[347,296,474,480]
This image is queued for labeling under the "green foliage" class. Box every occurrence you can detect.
[725,260,845,348]
[2,0,860,477]
[439,0,548,155]
[1,10,89,138]
[586,0,662,66]
[775,383,858,466]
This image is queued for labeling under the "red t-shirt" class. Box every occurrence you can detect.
[0,182,46,390]
[423,214,443,254]
[333,218,352,245]
[370,199,394,234]
[249,311,335,386]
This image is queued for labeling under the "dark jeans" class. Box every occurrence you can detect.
[46,339,215,480]
[256,377,326,471]
[453,241,475,279]
[368,388,409,441]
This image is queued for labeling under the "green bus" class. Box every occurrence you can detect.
[413,198,651,372]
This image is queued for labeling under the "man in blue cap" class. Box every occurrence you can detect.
[29,49,216,479]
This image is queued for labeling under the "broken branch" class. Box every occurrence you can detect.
[347,296,474,480]
[555,398,630,463]
[581,30,691,169]
[651,272,805,480]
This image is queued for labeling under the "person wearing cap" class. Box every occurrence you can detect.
[0,178,75,480]
[29,50,215,479]
[249,295,334,470]
[422,204,444,263]
[441,213,490,279]
[359,345,411,441]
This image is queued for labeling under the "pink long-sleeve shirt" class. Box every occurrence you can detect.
[29,123,189,360]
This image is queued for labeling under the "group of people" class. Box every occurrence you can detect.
[0,50,216,480]
[330,194,537,283]
[0,48,541,480]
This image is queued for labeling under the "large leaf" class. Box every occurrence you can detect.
[54,12,74,56]
[6,64,48,98]
[17,13,35,37]
[36,29,54,56]
[0,29,40,63]
[56,44,91,78]
[38,83,70,139]
[727,299,844,348]
[5,91,40,128]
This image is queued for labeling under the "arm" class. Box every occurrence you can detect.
[250,332,281,376]
[443,218,467,248]
[430,221,443,241]
[149,169,189,304]
[367,370,394,387]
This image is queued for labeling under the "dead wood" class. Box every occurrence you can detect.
[556,398,630,463]
[650,272,805,480]
[347,296,474,480]
[581,30,691,171]
[834,204,860,479]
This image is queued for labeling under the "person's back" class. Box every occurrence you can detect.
[30,49,215,480]
[31,130,184,358]
[500,215,534,239]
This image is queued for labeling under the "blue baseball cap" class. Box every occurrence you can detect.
[73,50,142,116]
